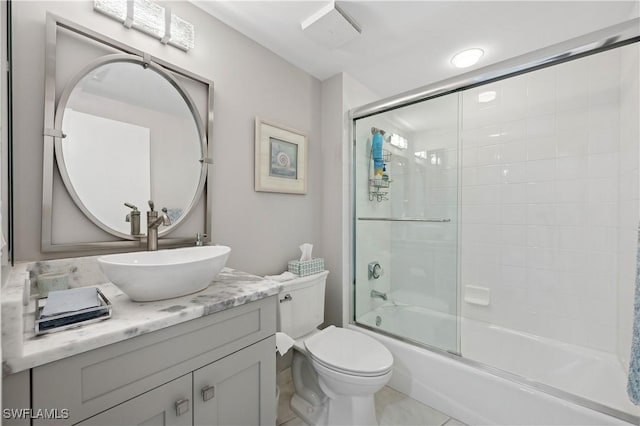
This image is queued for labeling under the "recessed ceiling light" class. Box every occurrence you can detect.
[451,48,484,68]
[478,90,496,103]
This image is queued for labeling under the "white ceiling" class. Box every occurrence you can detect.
[193,1,639,99]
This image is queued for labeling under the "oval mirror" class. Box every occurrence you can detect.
[54,54,207,239]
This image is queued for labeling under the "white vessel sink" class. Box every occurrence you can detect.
[98,246,231,302]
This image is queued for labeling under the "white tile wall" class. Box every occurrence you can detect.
[461,46,638,353]
[390,122,459,316]
[616,44,640,369]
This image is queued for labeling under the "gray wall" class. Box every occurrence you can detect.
[320,74,343,327]
[320,72,378,326]
[11,1,323,275]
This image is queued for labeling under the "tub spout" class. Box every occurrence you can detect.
[371,290,388,301]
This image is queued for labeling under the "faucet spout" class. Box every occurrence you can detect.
[370,289,388,301]
[148,211,171,229]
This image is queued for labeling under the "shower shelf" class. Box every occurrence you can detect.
[368,182,390,202]
[369,149,392,202]
[358,217,451,223]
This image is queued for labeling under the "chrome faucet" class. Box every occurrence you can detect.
[370,290,388,301]
[146,200,171,251]
[195,232,208,246]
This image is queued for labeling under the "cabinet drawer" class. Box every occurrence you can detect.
[33,296,276,425]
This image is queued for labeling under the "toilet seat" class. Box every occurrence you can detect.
[304,326,393,377]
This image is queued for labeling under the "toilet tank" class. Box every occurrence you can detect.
[277,270,329,339]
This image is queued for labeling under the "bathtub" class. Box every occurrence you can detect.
[351,304,639,425]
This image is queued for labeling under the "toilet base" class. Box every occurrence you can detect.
[326,394,377,426]
[290,391,379,426]
[290,393,327,425]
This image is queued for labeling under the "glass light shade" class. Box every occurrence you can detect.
[170,14,195,51]
[389,133,408,150]
[414,150,427,160]
[94,0,195,50]
[132,0,165,39]
[94,0,127,21]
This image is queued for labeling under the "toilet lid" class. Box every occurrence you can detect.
[304,326,393,376]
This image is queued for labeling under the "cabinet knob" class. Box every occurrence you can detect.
[279,294,292,303]
[201,385,215,401]
[175,398,190,416]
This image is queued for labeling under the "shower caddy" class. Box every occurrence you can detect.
[369,127,392,202]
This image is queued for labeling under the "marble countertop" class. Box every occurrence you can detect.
[1,256,280,376]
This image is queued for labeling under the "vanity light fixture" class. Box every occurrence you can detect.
[451,48,484,68]
[94,0,195,51]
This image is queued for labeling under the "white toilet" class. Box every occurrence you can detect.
[277,270,393,425]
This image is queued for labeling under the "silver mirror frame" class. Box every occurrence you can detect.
[42,13,214,252]
[53,53,207,241]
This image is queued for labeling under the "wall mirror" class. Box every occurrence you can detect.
[42,14,213,252]
[56,56,205,238]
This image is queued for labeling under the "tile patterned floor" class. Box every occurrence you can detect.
[277,369,466,426]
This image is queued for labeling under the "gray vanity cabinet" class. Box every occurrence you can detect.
[18,296,277,426]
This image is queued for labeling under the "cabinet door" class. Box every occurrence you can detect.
[76,374,192,426]
[193,336,276,426]
[2,371,31,426]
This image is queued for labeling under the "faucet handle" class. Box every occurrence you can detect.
[125,203,138,222]
[148,200,155,211]
[160,207,171,226]
[368,261,383,280]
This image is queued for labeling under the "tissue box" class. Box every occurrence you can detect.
[288,258,325,277]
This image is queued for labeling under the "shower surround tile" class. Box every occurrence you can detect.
[460,46,631,355]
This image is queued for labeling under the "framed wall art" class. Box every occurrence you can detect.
[254,118,308,194]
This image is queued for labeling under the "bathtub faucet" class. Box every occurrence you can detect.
[370,290,388,301]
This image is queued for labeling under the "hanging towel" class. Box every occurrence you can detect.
[627,226,640,404]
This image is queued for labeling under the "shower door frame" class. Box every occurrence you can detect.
[349,18,640,425]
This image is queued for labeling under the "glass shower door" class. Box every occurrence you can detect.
[353,93,460,353]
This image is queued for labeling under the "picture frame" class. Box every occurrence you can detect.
[255,117,308,194]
